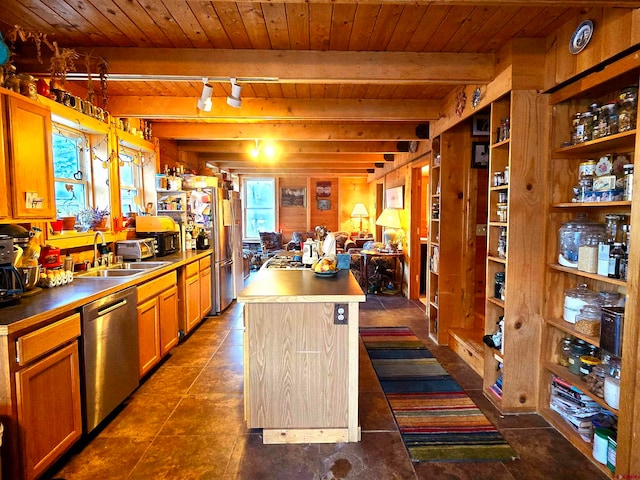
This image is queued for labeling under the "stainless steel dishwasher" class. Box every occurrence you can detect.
[81,286,139,433]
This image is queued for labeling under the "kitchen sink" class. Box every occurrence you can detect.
[120,261,172,270]
[77,269,146,278]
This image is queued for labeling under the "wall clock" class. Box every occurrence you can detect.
[569,20,594,55]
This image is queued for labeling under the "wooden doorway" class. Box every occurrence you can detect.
[375,183,383,241]
[409,159,430,300]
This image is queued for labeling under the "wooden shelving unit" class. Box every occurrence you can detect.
[481,91,547,413]
[539,61,640,478]
[426,124,476,345]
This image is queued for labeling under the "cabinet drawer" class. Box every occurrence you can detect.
[199,255,211,270]
[185,260,199,278]
[16,313,81,366]
[137,271,177,303]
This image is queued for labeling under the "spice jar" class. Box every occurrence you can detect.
[589,103,601,139]
[564,284,599,323]
[497,227,507,259]
[604,214,621,243]
[493,171,505,187]
[574,305,602,336]
[558,337,572,367]
[572,113,583,144]
[496,204,508,223]
[568,339,590,375]
[579,355,601,375]
[618,86,638,132]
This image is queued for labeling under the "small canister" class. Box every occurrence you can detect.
[604,358,621,410]
[494,271,505,300]
[578,160,596,182]
[579,355,601,375]
[593,428,615,464]
[623,164,634,201]
[607,436,617,472]
[568,339,589,375]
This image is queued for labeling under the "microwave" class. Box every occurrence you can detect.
[115,238,155,261]
[137,231,180,257]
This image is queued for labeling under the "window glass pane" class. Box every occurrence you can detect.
[52,133,81,178]
[54,181,86,216]
[246,180,274,208]
[120,157,134,186]
[244,178,275,239]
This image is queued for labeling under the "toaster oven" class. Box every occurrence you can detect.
[136,231,180,257]
[115,238,155,261]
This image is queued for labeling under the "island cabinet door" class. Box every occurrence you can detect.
[246,302,349,429]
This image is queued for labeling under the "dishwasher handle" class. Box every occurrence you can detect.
[97,298,129,317]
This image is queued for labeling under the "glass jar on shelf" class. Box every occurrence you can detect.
[564,283,599,324]
[604,214,621,244]
[574,304,602,337]
[568,338,590,375]
[558,337,572,367]
[577,228,604,274]
[558,214,605,268]
[598,101,618,137]
[618,85,638,132]
[497,226,507,259]
[604,358,621,409]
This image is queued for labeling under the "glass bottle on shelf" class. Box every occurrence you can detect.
[618,86,638,132]
[497,227,507,259]
[558,337,572,367]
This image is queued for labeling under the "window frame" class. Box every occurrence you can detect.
[51,124,92,218]
[118,145,145,216]
[242,177,277,241]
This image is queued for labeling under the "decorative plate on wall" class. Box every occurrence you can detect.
[569,20,594,55]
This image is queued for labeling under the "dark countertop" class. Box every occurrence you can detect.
[238,269,365,304]
[0,249,212,335]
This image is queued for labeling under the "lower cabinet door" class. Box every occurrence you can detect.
[15,342,82,480]
[138,297,160,377]
[200,266,212,318]
[159,285,179,355]
[185,273,201,333]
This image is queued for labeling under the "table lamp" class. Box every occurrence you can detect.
[375,208,403,250]
[351,203,369,237]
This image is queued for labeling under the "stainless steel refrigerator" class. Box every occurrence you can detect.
[186,185,234,314]
[230,190,244,298]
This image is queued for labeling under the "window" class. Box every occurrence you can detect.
[52,127,90,217]
[119,147,144,215]
[243,178,276,239]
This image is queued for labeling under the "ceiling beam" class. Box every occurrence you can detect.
[198,0,637,5]
[224,168,373,175]
[107,97,441,121]
[180,140,402,154]
[36,48,495,85]
[201,153,384,163]
[153,122,421,141]
[206,161,378,168]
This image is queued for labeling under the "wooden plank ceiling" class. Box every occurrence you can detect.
[2,0,633,175]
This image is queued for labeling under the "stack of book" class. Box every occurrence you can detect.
[549,375,601,442]
[488,371,503,400]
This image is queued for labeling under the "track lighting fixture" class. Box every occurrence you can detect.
[249,139,278,161]
[227,77,242,108]
[197,77,213,112]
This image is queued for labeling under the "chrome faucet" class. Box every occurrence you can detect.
[93,231,106,268]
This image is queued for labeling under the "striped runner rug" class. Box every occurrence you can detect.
[360,326,518,463]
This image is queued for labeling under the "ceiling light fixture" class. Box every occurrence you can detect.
[197,77,213,112]
[249,139,278,161]
[227,77,242,108]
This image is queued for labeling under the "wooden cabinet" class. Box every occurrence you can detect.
[137,271,179,377]
[199,256,212,318]
[482,91,547,413]
[159,286,179,355]
[2,88,55,220]
[0,95,8,219]
[14,314,82,480]
[538,63,640,478]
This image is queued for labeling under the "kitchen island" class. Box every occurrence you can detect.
[238,268,365,444]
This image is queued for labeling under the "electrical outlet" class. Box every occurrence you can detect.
[335,304,348,325]
[476,224,487,236]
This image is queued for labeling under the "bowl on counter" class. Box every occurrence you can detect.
[18,264,41,291]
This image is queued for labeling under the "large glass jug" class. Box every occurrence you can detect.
[558,214,606,268]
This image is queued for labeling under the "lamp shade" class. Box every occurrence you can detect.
[351,203,368,218]
[375,208,402,229]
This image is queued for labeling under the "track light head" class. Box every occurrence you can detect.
[197,78,213,112]
[227,77,242,108]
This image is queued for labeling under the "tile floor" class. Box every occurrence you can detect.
[47,295,608,480]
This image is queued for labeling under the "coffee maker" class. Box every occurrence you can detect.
[0,234,24,305]
[302,238,319,266]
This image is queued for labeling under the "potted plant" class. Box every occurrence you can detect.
[87,206,110,231]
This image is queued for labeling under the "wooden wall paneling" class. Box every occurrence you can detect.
[0,95,9,218]
[310,178,338,231]
[279,177,309,242]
